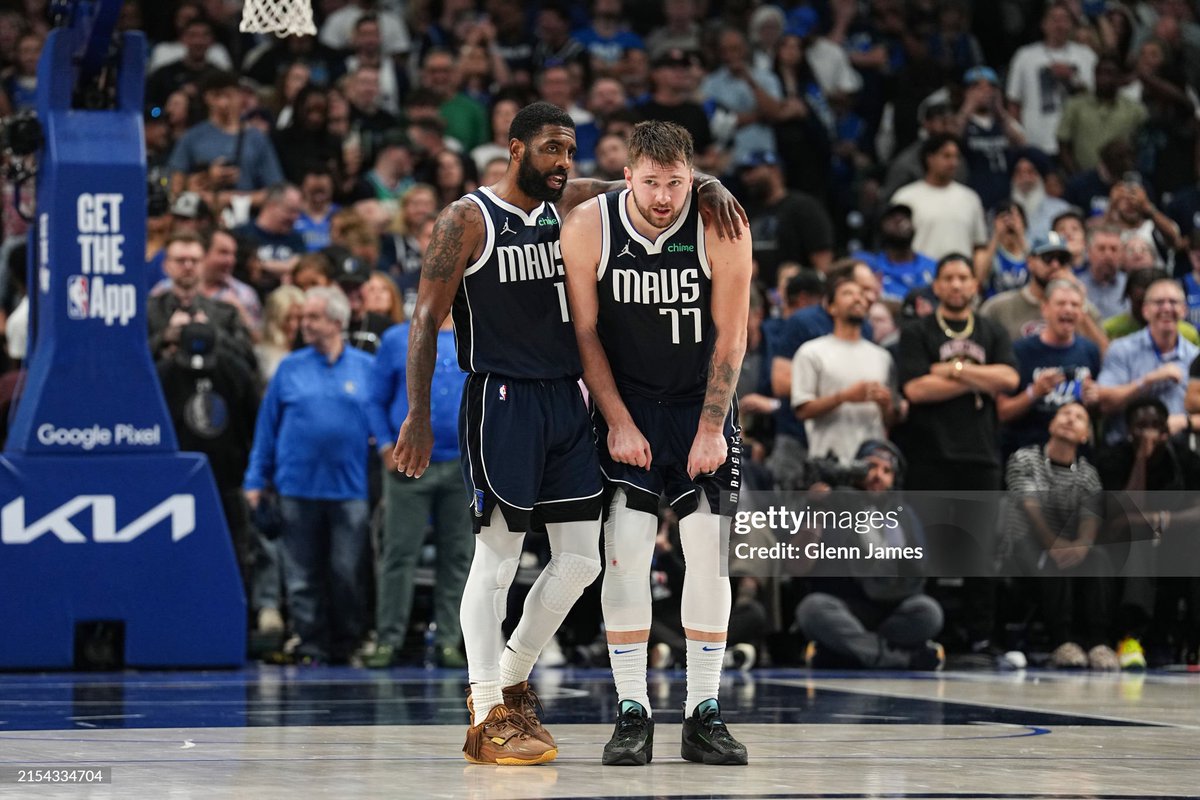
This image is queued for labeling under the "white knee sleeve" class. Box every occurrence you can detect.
[678,505,732,633]
[601,489,657,633]
[538,551,601,613]
[464,513,525,624]
[505,518,601,656]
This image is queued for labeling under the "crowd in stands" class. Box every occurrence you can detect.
[1,0,1198,670]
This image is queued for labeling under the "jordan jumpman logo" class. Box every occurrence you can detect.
[617,240,634,258]
[499,217,516,236]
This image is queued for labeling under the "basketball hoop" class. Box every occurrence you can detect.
[239,0,317,38]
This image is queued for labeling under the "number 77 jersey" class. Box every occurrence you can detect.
[596,188,713,402]
[453,186,581,378]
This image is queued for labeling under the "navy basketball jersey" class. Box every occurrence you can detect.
[596,189,713,400]
[453,187,581,379]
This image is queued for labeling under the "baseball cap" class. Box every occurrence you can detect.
[854,439,906,476]
[964,65,1000,86]
[737,150,780,170]
[170,191,210,220]
[1031,231,1072,259]
[325,246,371,287]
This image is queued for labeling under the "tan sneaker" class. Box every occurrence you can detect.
[467,682,557,748]
[462,704,557,765]
[502,681,556,748]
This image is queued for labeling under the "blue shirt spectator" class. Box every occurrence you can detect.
[1098,323,1199,443]
[167,122,286,192]
[245,342,376,499]
[1006,333,1101,453]
[853,249,936,304]
[701,29,782,164]
[369,321,466,464]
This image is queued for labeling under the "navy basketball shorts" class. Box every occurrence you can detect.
[459,373,604,533]
[593,393,742,519]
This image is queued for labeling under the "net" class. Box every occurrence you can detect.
[239,0,317,37]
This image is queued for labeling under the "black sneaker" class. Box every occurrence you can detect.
[681,699,747,765]
[602,700,654,766]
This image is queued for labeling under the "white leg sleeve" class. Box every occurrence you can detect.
[460,509,525,686]
[505,517,601,658]
[678,503,732,634]
[600,489,657,634]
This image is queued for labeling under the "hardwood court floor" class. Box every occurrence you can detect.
[0,666,1196,799]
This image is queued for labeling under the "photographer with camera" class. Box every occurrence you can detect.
[792,267,896,467]
[793,440,945,670]
[147,232,257,378]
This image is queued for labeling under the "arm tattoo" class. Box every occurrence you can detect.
[702,356,738,423]
[421,202,473,283]
[405,313,438,415]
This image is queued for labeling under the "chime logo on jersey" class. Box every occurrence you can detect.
[499,384,507,401]
[67,275,89,319]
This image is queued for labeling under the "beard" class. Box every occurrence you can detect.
[847,312,866,326]
[632,193,684,230]
[1012,179,1046,218]
[940,295,971,313]
[516,157,567,201]
[881,231,914,250]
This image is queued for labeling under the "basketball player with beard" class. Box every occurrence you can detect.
[392,103,747,765]
[561,121,753,766]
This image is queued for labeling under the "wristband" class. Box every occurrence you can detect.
[695,177,719,193]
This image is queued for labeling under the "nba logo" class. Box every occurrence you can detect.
[499,384,507,401]
[474,489,485,517]
[67,276,89,319]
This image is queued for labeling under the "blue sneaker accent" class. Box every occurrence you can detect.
[619,699,646,715]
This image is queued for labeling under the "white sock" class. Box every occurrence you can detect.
[685,639,725,717]
[608,641,651,714]
[498,634,539,688]
[471,681,503,726]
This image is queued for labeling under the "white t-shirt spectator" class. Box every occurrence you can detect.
[791,334,895,465]
[890,180,988,261]
[319,7,411,55]
[148,42,233,72]
[806,38,862,97]
[1006,41,1097,154]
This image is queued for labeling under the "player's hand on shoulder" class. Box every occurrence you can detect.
[687,428,727,478]
[394,414,434,478]
[696,178,749,241]
[608,420,653,470]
